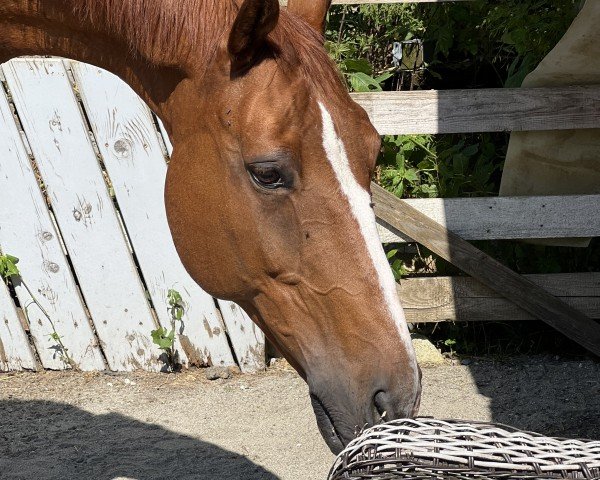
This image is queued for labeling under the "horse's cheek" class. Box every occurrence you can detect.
[163,155,224,292]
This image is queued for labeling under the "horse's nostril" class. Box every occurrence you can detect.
[373,391,389,423]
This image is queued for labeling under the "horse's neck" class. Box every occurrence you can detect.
[0,0,229,126]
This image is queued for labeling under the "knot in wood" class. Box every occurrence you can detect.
[113,139,131,158]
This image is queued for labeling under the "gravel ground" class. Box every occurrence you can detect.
[0,357,598,480]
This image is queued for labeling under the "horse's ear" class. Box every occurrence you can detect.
[286,0,332,36]
[228,0,280,76]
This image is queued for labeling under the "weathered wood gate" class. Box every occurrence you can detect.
[0,59,265,372]
[1,0,600,372]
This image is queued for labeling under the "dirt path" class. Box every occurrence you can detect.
[1,357,598,480]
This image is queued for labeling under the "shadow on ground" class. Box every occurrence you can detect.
[467,358,600,439]
[0,399,280,480]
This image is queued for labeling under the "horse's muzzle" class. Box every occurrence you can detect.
[309,368,422,454]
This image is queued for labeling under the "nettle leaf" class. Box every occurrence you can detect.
[452,153,469,175]
[0,254,20,279]
[382,148,396,165]
[343,58,373,75]
[393,182,405,198]
[420,184,439,198]
[505,53,537,88]
[167,289,182,306]
[461,144,479,157]
[403,168,419,183]
[348,72,383,92]
[6,254,19,264]
[151,327,175,350]
[374,72,393,84]
[391,259,408,280]
[417,159,436,171]
[435,22,454,56]
[395,153,406,170]
[167,288,185,321]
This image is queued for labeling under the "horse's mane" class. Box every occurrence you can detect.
[75,0,344,93]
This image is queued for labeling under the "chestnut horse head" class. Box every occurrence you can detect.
[165,0,421,451]
[1,0,421,452]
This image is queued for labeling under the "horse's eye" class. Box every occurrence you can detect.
[248,162,286,190]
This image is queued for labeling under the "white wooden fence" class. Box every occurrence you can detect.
[0,58,265,373]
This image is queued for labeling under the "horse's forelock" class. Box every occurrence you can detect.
[273,13,346,96]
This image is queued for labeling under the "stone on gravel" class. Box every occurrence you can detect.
[204,366,231,380]
[411,333,445,367]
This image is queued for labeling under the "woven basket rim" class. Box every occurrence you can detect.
[329,418,600,480]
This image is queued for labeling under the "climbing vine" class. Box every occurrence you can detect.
[0,252,75,369]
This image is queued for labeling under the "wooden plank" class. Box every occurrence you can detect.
[376,194,600,243]
[372,183,600,357]
[353,86,600,135]
[71,62,237,368]
[3,58,161,371]
[155,107,266,372]
[0,82,105,371]
[217,300,266,372]
[156,117,173,156]
[0,281,37,371]
[398,273,600,323]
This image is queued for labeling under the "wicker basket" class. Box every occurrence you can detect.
[329,419,600,480]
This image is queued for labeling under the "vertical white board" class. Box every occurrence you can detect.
[157,111,266,371]
[217,300,265,372]
[0,281,36,371]
[3,58,161,371]
[0,82,105,371]
[71,62,236,367]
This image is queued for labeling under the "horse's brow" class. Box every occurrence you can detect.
[246,149,294,164]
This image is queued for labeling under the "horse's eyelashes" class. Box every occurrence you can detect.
[246,161,291,191]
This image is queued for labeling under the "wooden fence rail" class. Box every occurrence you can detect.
[399,273,600,323]
[377,194,600,243]
[353,87,600,135]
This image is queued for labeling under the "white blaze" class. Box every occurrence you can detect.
[318,102,416,366]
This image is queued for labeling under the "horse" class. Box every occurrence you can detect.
[0,0,421,453]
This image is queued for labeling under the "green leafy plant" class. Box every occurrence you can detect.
[326,54,391,92]
[327,4,426,76]
[386,249,409,281]
[326,1,577,203]
[377,133,502,200]
[443,338,457,356]
[0,254,20,278]
[151,288,185,372]
[151,326,176,351]
[0,253,75,369]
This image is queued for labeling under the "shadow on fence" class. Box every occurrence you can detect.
[0,399,279,480]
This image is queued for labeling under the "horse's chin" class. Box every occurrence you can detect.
[310,394,346,454]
